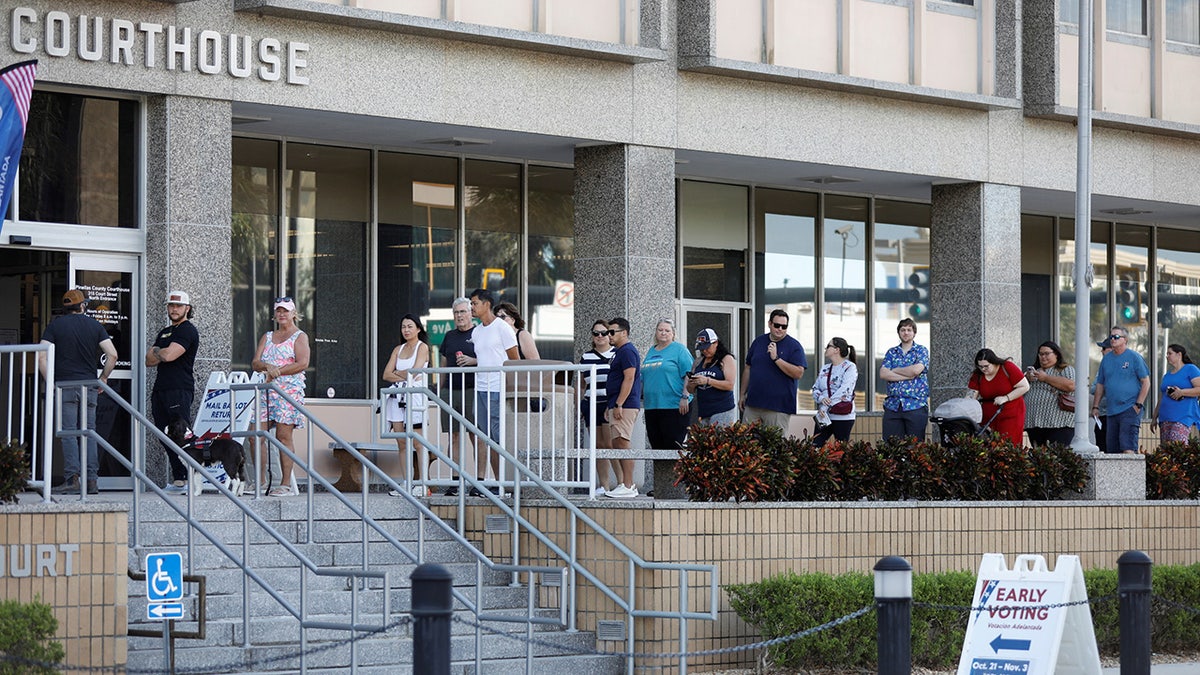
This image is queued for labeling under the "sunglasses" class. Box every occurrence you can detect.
[772,323,788,330]
[605,329,625,336]
[275,296,293,304]
[1110,334,1125,341]
[591,330,608,337]
[496,313,509,319]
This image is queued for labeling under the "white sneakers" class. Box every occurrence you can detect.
[604,484,639,499]
[390,484,428,497]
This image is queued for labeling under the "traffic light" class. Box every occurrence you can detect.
[908,267,931,320]
[1116,269,1140,323]
[1159,307,1175,329]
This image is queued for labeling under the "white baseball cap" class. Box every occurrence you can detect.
[166,290,191,305]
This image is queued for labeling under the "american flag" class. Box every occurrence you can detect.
[0,59,38,233]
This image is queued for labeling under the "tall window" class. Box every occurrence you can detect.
[1107,0,1147,34]
[285,144,370,399]
[754,188,818,396]
[465,160,521,304]
[1058,220,1110,368]
[527,166,575,361]
[873,201,931,409]
[377,152,458,379]
[823,195,868,401]
[1154,228,1200,393]
[231,138,280,373]
[19,91,137,227]
[680,181,748,303]
[1167,0,1200,43]
[1021,215,1056,365]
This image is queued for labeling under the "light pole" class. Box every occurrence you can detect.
[1071,0,1100,454]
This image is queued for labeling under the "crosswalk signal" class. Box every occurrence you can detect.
[1116,269,1140,323]
[908,267,931,320]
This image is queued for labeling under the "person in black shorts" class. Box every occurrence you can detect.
[439,297,477,496]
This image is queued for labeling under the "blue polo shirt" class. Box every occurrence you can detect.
[744,334,807,413]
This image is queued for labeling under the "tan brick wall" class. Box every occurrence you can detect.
[0,504,128,671]
[445,500,1198,672]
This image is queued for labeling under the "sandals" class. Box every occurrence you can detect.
[268,484,298,497]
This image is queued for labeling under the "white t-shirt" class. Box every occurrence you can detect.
[472,318,517,392]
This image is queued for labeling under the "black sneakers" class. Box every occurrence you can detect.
[52,477,98,495]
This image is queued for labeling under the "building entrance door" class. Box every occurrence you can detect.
[680,302,751,399]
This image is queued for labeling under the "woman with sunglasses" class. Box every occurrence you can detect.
[495,302,540,360]
[251,296,310,496]
[811,338,858,446]
[1151,344,1200,443]
[967,348,1029,446]
[382,314,431,497]
[578,319,622,495]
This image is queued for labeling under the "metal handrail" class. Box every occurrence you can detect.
[0,343,54,502]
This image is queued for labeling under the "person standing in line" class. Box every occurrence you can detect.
[145,290,200,494]
[811,337,858,446]
[495,302,541,360]
[469,288,519,495]
[1090,337,1114,453]
[879,318,930,442]
[641,319,693,451]
[686,328,738,426]
[740,309,807,435]
[1023,340,1076,447]
[1151,344,1200,443]
[439,297,477,497]
[41,289,117,496]
[1090,326,1151,454]
[382,314,431,497]
[967,348,1030,447]
[579,319,621,495]
[605,317,642,499]
[251,296,309,496]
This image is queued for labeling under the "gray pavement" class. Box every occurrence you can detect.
[1102,664,1200,674]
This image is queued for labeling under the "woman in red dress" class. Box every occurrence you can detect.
[968,348,1031,446]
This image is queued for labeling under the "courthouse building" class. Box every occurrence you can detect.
[2,0,1199,486]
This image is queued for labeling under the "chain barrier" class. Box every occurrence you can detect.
[0,615,414,674]
[1152,594,1200,616]
[451,603,875,660]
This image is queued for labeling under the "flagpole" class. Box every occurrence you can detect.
[1071,0,1099,453]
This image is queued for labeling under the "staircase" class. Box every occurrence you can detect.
[125,493,623,674]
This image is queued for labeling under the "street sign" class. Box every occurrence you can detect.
[426,319,456,347]
[147,602,185,620]
[956,554,1101,675]
[146,552,183,602]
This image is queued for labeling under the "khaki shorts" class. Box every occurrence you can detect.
[606,407,640,441]
[742,406,792,436]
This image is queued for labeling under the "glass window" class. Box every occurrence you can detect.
[527,166,574,361]
[754,188,818,396]
[1107,0,1147,34]
[1021,215,1056,366]
[465,159,521,304]
[822,195,868,404]
[231,138,280,374]
[1167,0,1200,43]
[1058,220,1110,369]
[285,144,370,399]
[1113,224,1151,356]
[377,152,459,379]
[1061,0,1079,22]
[19,91,137,227]
[1154,228,1200,393]
[873,200,930,411]
[680,180,748,302]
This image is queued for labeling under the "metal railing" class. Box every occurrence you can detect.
[0,343,54,501]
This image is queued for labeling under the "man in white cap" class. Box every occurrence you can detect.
[145,290,200,493]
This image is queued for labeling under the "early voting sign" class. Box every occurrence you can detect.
[957,554,1101,675]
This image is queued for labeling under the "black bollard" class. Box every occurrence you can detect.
[1117,550,1152,675]
[874,555,912,675]
[411,563,453,675]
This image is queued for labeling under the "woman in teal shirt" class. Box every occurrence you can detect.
[641,319,694,450]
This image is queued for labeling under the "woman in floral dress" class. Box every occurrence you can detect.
[252,296,310,496]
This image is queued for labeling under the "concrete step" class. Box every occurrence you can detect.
[131,513,458,548]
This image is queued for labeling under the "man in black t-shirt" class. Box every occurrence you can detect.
[145,290,201,493]
[439,297,477,496]
[39,289,117,495]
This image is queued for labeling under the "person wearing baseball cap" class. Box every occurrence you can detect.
[686,328,738,426]
[39,289,117,495]
[252,295,310,496]
[146,290,200,494]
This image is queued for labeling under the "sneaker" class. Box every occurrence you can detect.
[87,480,99,495]
[411,485,428,497]
[443,485,459,497]
[605,484,638,499]
[164,480,187,495]
[52,476,81,495]
[593,486,607,498]
[468,485,496,498]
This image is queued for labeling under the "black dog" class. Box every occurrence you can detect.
[164,417,247,497]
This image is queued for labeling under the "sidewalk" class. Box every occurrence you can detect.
[1102,664,1200,674]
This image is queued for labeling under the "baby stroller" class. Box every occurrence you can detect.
[931,397,1004,446]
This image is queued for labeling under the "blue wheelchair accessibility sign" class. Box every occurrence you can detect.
[146,552,184,602]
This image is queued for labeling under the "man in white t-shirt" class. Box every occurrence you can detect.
[469,288,519,493]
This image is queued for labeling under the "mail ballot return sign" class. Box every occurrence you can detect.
[956,554,1101,675]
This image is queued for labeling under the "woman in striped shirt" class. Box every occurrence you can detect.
[579,319,621,495]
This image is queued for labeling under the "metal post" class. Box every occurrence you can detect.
[1117,550,1152,675]
[411,563,453,675]
[874,556,912,675]
[1071,0,1099,453]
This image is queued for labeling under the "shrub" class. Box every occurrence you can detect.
[786,435,841,502]
[1027,443,1090,499]
[832,440,897,501]
[876,438,951,501]
[1146,441,1200,499]
[0,439,29,504]
[730,563,1200,671]
[675,422,787,502]
[944,432,1036,500]
[0,597,64,675]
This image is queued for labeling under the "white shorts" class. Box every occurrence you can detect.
[385,393,425,428]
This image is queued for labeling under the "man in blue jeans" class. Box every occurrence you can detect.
[1090,325,1150,454]
[39,289,117,495]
